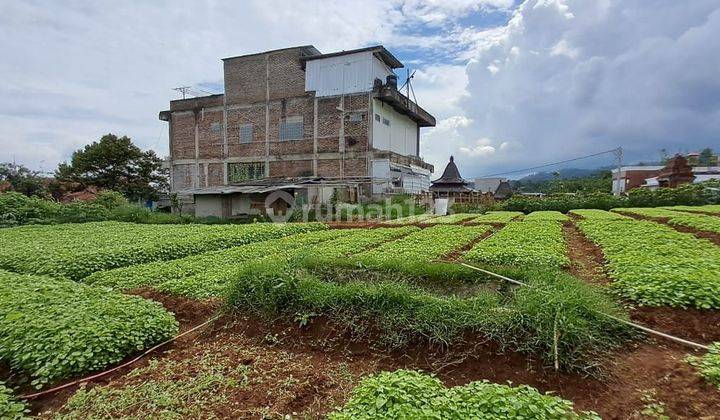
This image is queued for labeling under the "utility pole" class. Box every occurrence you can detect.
[613,147,623,196]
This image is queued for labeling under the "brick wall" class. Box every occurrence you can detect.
[171,113,196,160]
[269,160,313,177]
[197,109,224,159]
[223,47,309,105]
[227,105,266,157]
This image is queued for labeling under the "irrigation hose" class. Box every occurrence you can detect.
[18,313,222,400]
[15,263,711,400]
[459,262,710,351]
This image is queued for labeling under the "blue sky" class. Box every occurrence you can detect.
[1,0,719,179]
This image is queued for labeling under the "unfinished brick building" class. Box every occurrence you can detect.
[159,45,436,218]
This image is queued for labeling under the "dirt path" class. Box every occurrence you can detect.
[563,222,610,286]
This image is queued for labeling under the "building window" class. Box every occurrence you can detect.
[382,118,390,126]
[349,112,363,123]
[228,162,265,182]
[211,122,223,133]
[239,124,252,144]
[279,116,303,141]
[374,113,381,122]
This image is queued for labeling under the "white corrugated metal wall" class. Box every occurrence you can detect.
[305,51,393,97]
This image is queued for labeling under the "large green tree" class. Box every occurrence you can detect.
[698,148,715,166]
[0,162,48,197]
[56,134,167,201]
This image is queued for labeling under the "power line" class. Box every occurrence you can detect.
[475,147,621,178]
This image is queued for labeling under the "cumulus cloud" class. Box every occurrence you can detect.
[0,0,516,171]
[456,0,720,177]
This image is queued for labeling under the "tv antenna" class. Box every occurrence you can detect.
[172,85,217,99]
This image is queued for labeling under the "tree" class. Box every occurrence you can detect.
[698,148,715,166]
[56,134,167,201]
[0,162,48,197]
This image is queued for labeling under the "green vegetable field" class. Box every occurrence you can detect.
[464,221,569,268]
[0,221,324,280]
[1,203,719,418]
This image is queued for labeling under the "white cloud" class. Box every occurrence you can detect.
[0,0,514,171]
[455,0,720,176]
[399,0,515,26]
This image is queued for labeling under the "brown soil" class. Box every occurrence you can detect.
[563,222,611,286]
[23,295,223,416]
[618,212,720,245]
[26,298,720,419]
[443,228,494,261]
[631,306,720,343]
[128,288,222,332]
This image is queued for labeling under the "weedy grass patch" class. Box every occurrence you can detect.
[576,218,720,308]
[329,370,599,420]
[0,270,178,388]
[523,211,569,222]
[686,343,720,390]
[469,211,524,224]
[0,221,325,280]
[227,260,630,373]
[464,221,569,268]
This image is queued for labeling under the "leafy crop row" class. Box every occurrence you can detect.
[0,270,178,388]
[464,221,569,268]
[523,210,569,222]
[614,207,720,234]
[381,213,438,225]
[662,204,720,214]
[0,382,27,420]
[0,221,325,280]
[576,218,720,308]
[329,370,598,419]
[86,227,418,299]
[349,225,491,274]
[568,209,630,220]
[469,211,523,224]
[422,213,478,225]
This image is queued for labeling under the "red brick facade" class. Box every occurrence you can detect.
[161,46,432,193]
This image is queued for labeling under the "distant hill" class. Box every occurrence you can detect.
[517,167,612,183]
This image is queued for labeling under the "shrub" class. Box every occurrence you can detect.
[500,180,720,213]
[91,190,128,209]
[0,270,179,388]
[329,370,599,419]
